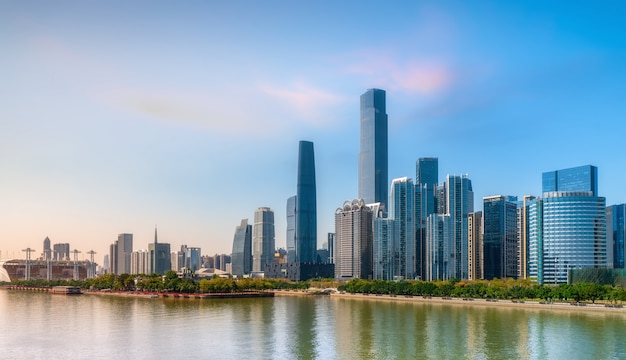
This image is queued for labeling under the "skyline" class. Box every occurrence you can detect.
[2,2,626,263]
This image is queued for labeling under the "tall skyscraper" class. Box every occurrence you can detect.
[425,213,453,281]
[117,234,133,275]
[374,217,394,280]
[253,207,275,272]
[389,177,415,280]
[528,165,606,284]
[483,196,518,280]
[358,88,388,207]
[607,204,626,269]
[415,157,438,280]
[43,237,51,261]
[467,211,483,280]
[286,195,297,263]
[517,195,536,279]
[149,228,170,275]
[334,199,373,280]
[442,175,474,279]
[231,219,252,277]
[296,140,317,263]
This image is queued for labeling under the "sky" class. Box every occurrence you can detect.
[1,1,625,263]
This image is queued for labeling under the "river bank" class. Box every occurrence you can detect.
[330,291,626,315]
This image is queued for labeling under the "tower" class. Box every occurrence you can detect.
[415,157,438,279]
[358,88,388,207]
[231,219,252,277]
[483,195,518,280]
[253,207,275,272]
[389,177,415,280]
[295,140,317,263]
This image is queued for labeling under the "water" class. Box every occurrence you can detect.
[1,290,625,359]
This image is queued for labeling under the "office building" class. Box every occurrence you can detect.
[185,247,202,272]
[286,196,297,263]
[467,211,483,280]
[334,199,373,280]
[483,196,518,280]
[415,157,438,280]
[517,195,536,279]
[231,219,252,277]
[528,165,606,284]
[374,217,394,280]
[327,233,335,264]
[425,214,453,281]
[253,207,275,272]
[131,249,150,274]
[440,175,474,279]
[43,237,51,261]
[607,204,626,269]
[53,243,70,261]
[117,234,133,275]
[358,88,388,207]
[149,228,171,275]
[295,140,317,263]
[389,177,415,280]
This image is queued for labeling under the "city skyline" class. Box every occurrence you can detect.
[2,2,626,263]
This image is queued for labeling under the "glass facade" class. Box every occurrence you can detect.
[425,214,453,281]
[296,141,317,263]
[444,175,474,280]
[415,157,438,280]
[253,207,275,272]
[373,218,394,280]
[542,165,598,196]
[483,195,518,280]
[607,204,625,269]
[334,199,373,280]
[231,219,252,277]
[389,177,415,280]
[358,89,388,207]
[286,195,297,263]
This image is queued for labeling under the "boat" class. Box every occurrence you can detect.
[50,286,82,295]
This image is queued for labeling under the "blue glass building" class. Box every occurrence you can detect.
[425,213,453,281]
[442,175,474,280]
[483,195,518,280]
[296,140,317,264]
[358,89,388,207]
[253,207,275,272]
[231,219,252,277]
[374,217,394,280]
[415,157,438,280]
[389,177,415,280]
[607,204,626,269]
[528,165,606,284]
[286,195,297,263]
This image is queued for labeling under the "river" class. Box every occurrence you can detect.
[1,290,624,359]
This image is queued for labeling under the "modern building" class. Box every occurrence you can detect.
[483,196,518,280]
[131,249,150,274]
[415,157,438,280]
[43,237,51,261]
[253,207,275,273]
[374,217,394,280]
[286,195,297,263]
[425,214,453,281]
[389,177,415,280]
[467,211,483,280]
[334,199,373,280]
[517,195,536,279]
[53,243,70,261]
[358,88,388,207]
[441,175,474,280]
[231,219,252,277]
[117,234,133,275]
[327,233,335,264]
[149,228,171,275]
[296,140,317,264]
[184,247,202,272]
[607,204,626,269]
[528,165,607,284]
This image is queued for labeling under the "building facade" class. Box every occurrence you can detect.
[467,211,483,280]
[295,140,317,264]
[358,88,388,207]
[117,234,133,275]
[286,195,297,263]
[415,157,439,280]
[253,207,275,273]
[389,177,415,280]
[483,196,518,280]
[231,219,252,277]
[334,199,373,280]
[607,204,626,269]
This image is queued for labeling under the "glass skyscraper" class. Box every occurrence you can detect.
[286,195,297,263]
[253,207,275,272]
[483,195,518,280]
[358,88,388,207]
[374,217,394,280]
[231,219,252,277]
[607,204,626,269]
[528,165,606,284]
[443,175,474,280]
[296,140,317,263]
[389,177,415,280]
[415,157,438,280]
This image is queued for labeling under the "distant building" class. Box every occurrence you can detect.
[608,204,626,269]
[327,233,335,264]
[183,246,202,272]
[374,217,394,280]
[390,177,415,280]
[334,199,373,280]
[517,195,536,279]
[53,243,70,261]
[359,88,388,208]
[425,214,453,281]
[117,234,133,275]
[415,157,438,280]
[131,250,150,274]
[149,228,170,275]
[483,195,518,280]
[43,237,51,260]
[253,207,275,272]
[467,211,483,280]
[231,219,252,277]
[295,140,317,264]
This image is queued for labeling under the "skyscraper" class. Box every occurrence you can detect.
[149,228,170,275]
[442,175,474,279]
[607,204,626,269]
[334,199,373,280]
[528,165,606,284]
[253,207,275,272]
[483,196,518,280]
[389,177,415,280]
[358,88,388,207]
[286,195,297,263]
[415,157,438,280]
[117,234,133,275]
[467,211,483,280]
[296,140,317,263]
[231,219,252,277]
[43,237,51,261]
[517,195,536,279]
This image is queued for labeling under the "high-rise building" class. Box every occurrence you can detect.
[109,243,117,274]
[131,249,150,274]
[53,243,70,261]
[253,207,275,272]
[607,204,626,269]
[185,247,202,272]
[467,211,483,280]
[442,175,474,279]
[327,233,335,264]
[483,196,518,280]
[286,196,297,263]
[117,234,133,275]
[334,199,373,280]
[43,237,51,260]
[517,195,536,279]
[528,165,606,284]
[149,228,171,275]
[374,217,394,280]
[231,219,252,277]
[358,88,388,207]
[389,177,415,280]
[425,214,453,281]
[295,140,317,263]
[415,157,438,280]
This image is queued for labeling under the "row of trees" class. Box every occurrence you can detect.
[338,278,626,303]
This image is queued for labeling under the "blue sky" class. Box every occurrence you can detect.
[1,1,625,262]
